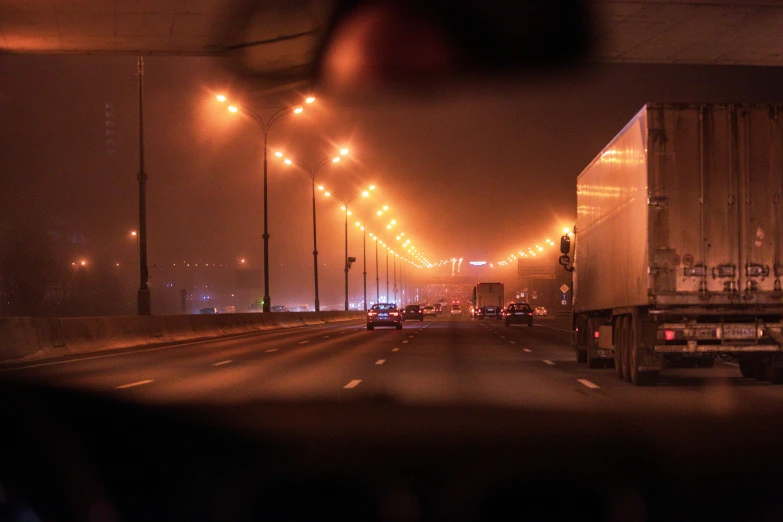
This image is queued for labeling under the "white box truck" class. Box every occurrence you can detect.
[560,103,783,385]
[474,283,505,319]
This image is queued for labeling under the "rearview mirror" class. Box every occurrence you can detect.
[560,235,571,254]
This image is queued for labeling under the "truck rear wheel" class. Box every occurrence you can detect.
[629,314,658,386]
[739,358,758,379]
[615,317,626,379]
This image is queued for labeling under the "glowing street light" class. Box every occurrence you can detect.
[215,92,315,312]
[320,185,376,310]
[276,148,348,312]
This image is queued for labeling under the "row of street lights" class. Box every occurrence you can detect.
[215,93,429,313]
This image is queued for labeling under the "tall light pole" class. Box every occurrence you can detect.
[372,235,380,304]
[322,185,375,310]
[393,252,398,305]
[216,93,314,313]
[355,205,388,311]
[137,56,151,315]
[385,245,390,302]
[278,148,348,312]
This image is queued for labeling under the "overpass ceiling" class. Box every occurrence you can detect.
[0,1,782,66]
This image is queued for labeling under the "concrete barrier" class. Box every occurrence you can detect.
[0,311,364,365]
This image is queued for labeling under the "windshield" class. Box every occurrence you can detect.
[2,6,783,420]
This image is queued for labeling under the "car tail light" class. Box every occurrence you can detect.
[390,312,399,316]
[594,331,600,339]
[664,330,675,341]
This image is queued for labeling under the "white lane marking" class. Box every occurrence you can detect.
[375,359,386,365]
[523,348,532,353]
[510,341,517,345]
[402,340,409,344]
[116,379,153,389]
[298,340,310,344]
[212,360,232,367]
[543,360,555,366]
[265,348,279,353]
[322,335,331,339]
[344,379,362,389]
[409,335,415,338]
[578,379,601,389]
[392,348,400,352]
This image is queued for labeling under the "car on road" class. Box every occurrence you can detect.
[270,305,289,312]
[433,303,443,315]
[198,307,218,314]
[402,304,424,321]
[504,302,533,327]
[422,305,437,318]
[367,303,402,330]
[534,306,548,316]
[450,305,462,316]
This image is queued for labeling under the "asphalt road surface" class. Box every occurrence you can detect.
[4,314,783,414]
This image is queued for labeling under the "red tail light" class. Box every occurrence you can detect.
[664,330,675,341]
[594,331,600,339]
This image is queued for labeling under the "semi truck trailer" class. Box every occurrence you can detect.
[560,103,783,385]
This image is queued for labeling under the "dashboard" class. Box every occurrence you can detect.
[2,381,782,521]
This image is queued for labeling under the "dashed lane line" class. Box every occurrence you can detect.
[523,349,532,353]
[402,340,409,344]
[344,379,362,389]
[392,348,400,352]
[298,340,310,344]
[510,341,517,345]
[375,359,386,365]
[212,360,232,367]
[322,335,331,339]
[116,380,154,389]
[543,360,556,366]
[265,348,279,353]
[578,379,600,389]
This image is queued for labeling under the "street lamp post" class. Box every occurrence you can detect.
[374,236,380,303]
[322,186,374,311]
[216,94,314,313]
[385,247,390,302]
[279,150,347,312]
[355,206,387,311]
[393,253,398,305]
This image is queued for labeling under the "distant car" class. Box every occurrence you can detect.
[433,303,443,315]
[198,307,218,314]
[534,306,548,316]
[422,306,437,318]
[270,305,289,312]
[504,302,533,327]
[450,305,462,315]
[367,303,403,330]
[402,304,424,321]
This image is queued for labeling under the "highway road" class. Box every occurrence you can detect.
[4,314,783,414]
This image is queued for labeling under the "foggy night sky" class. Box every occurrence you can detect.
[2,54,783,307]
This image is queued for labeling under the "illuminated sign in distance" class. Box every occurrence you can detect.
[469,261,487,266]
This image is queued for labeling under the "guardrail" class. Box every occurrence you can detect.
[0,311,365,365]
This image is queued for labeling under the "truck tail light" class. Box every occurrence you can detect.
[664,330,675,341]
[594,331,600,339]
